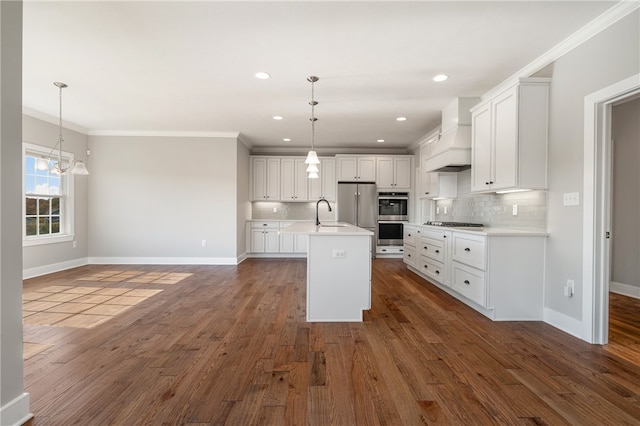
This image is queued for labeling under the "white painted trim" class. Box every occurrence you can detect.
[482,1,639,101]
[87,257,239,265]
[0,392,33,426]
[236,252,248,264]
[87,130,240,138]
[583,73,640,344]
[610,281,640,299]
[543,308,583,339]
[23,257,88,279]
[246,253,307,259]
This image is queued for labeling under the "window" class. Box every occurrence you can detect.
[23,143,75,245]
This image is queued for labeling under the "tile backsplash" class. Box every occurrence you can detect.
[252,201,337,222]
[433,170,547,229]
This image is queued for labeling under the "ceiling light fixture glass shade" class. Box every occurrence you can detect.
[305,76,321,177]
[306,163,319,173]
[39,82,90,175]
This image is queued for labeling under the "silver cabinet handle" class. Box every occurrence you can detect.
[464,248,471,252]
[464,280,470,285]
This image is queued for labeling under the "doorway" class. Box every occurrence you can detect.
[583,73,640,344]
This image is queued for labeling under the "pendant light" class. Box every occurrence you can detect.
[35,82,89,175]
[305,76,320,178]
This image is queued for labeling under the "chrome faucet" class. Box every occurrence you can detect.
[316,198,332,226]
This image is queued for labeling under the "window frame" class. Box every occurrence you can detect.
[23,142,75,246]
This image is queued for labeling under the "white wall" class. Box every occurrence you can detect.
[545,11,640,320]
[236,141,250,258]
[22,115,90,276]
[0,1,31,424]
[611,97,640,290]
[87,135,242,263]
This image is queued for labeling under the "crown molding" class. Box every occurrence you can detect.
[87,130,240,138]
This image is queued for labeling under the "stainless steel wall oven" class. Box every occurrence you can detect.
[377,192,408,246]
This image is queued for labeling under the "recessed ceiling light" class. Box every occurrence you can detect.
[377,139,385,143]
[433,74,449,82]
[396,117,407,122]
[273,115,283,120]
[255,72,270,79]
[283,138,291,142]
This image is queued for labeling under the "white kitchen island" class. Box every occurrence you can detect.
[280,222,373,322]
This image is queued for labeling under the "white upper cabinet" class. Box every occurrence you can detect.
[308,157,336,201]
[422,172,457,199]
[470,78,550,193]
[336,155,377,181]
[377,156,412,190]
[251,157,281,201]
[280,158,309,201]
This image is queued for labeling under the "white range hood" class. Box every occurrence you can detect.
[424,97,480,173]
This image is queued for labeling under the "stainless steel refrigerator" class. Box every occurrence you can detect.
[337,182,377,255]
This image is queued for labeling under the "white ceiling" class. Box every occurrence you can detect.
[23,1,617,151]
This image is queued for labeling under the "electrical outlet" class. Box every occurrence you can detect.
[512,204,518,216]
[436,207,440,214]
[72,240,77,248]
[332,249,346,258]
[444,207,448,215]
[273,207,277,213]
[201,240,207,247]
[563,192,580,206]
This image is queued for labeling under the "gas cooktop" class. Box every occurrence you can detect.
[423,221,484,227]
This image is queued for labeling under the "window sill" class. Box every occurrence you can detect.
[23,234,74,247]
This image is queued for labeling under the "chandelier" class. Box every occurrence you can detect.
[304,76,320,179]
[35,82,89,175]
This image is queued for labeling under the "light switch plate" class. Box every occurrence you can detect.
[563,192,580,206]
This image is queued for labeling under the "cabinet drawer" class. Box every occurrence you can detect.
[251,221,279,229]
[404,226,420,247]
[452,262,486,306]
[403,246,416,267]
[422,228,450,242]
[420,237,444,262]
[418,256,445,284]
[452,233,486,269]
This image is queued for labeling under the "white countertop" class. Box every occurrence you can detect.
[410,223,548,237]
[280,222,374,236]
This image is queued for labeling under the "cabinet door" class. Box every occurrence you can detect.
[294,159,309,200]
[280,158,296,200]
[309,158,336,200]
[376,157,395,188]
[264,230,280,252]
[357,156,377,181]
[294,233,308,253]
[393,157,412,189]
[471,103,493,192]
[251,158,267,200]
[491,88,518,191]
[266,158,281,200]
[280,232,295,252]
[251,229,266,253]
[337,156,358,181]
[321,158,336,200]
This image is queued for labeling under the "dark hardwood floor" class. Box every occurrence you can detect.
[22,259,640,425]
[606,292,640,366]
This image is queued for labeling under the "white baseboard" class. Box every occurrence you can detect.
[23,257,88,279]
[88,257,239,265]
[610,281,640,299]
[543,307,582,339]
[0,392,32,426]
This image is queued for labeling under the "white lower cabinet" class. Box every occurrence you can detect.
[249,221,310,255]
[451,262,486,306]
[251,228,279,253]
[279,222,308,253]
[402,225,421,268]
[406,225,546,320]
